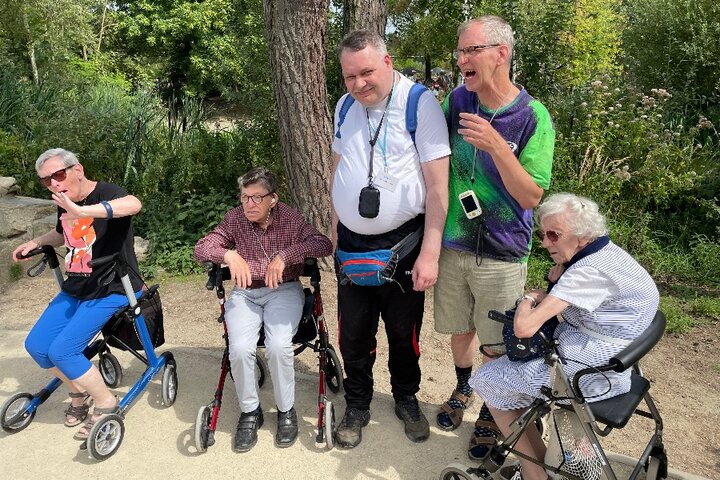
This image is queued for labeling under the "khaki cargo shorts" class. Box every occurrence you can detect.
[433,248,527,346]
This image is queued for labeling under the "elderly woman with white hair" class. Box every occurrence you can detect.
[470,193,660,480]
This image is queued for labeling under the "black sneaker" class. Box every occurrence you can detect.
[335,407,371,448]
[394,395,429,442]
[234,406,264,452]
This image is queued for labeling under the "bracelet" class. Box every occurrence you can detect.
[100,200,113,219]
[516,294,537,308]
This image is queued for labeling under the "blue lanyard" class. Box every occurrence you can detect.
[366,73,396,179]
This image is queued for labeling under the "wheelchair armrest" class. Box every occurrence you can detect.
[609,310,665,372]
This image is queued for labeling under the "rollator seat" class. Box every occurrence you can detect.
[559,311,665,430]
[559,373,649,429]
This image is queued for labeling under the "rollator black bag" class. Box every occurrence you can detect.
[102,285,165,351]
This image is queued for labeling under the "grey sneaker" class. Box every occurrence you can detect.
[394,395,430,442]
[335,407,370,448]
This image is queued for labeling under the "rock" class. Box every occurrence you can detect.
[0,177,19,197]
[134,236,149,261]
[0,196,55,239]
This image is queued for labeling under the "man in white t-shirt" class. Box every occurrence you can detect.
[331,30,450,449]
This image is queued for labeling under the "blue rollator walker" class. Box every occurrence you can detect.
[0,246,177,461]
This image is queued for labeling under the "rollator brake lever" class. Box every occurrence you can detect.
[27,257,47,277]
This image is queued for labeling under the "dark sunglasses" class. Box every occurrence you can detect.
[39,165,74,187]
[536,229,563,243]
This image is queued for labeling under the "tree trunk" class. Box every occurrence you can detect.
[97,2,108,55]
[263,0,333,240]
[21,4,38,84]
[343,0,387,36]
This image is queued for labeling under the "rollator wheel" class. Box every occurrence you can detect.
[324,400,335,450]
[161,359,178,406]
[324,346,344,394]
[439,463,481,480]
[86,413,124,461]
[194,405,212,453]
[646,445,668,479]
[0,392,36,433]
[256,356,267,389]
[99,352,123,388]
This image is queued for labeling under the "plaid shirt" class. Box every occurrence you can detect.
[194,202,333,283]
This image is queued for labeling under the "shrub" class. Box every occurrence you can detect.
[661,296,694,334]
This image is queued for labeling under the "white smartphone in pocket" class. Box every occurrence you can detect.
[459,190,482,219]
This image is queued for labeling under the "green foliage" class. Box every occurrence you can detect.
[135,190,237,275]
[8,262,23,282]
[549,75,719,249]
[114,0,273,110]
[660,296,694,334]
[622,0,720,120]
[690,297,720,322]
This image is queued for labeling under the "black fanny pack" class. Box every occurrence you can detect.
[481,308,558,362]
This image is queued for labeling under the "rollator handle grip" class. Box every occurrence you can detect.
[88,252,122,269]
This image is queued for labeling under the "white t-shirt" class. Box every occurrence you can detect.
[332,73,451,235]
[550,265,618,311]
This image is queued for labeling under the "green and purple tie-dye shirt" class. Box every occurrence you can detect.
[442,86,555,262]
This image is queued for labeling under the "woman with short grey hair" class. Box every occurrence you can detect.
[469,193,659,480]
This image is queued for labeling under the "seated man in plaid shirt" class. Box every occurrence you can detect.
[194,167,332,452]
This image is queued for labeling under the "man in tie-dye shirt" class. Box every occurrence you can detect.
[432,15,555,464]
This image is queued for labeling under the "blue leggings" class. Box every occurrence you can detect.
[25,291,131,380]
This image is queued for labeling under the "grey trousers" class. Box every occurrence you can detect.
[225,281,303,413]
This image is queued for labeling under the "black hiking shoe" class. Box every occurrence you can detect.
[394,395,429,442]
[335,407,370,449]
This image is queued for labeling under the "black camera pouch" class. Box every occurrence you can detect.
[358,185,380,218]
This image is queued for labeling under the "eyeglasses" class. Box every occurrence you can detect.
[39,165,75,187]
[537,230,564,243]
[452,44,501,59]
[240,192,273,205]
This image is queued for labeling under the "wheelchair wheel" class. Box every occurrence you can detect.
[324,400,335,450]
[99,352,123,388]
[324,346,344,394]
[439,463,481,480]
[194,405,212,453]
[86,413,124,461]
[0,393,36,433]
[256,356,267,389]
[161,359,178,406]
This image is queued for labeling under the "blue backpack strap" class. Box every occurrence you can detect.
[405,83,429,145]
[335,93,356,139]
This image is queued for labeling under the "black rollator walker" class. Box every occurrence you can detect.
[0,246,177,461]
[194,258,343,452]
[440,310,668,480]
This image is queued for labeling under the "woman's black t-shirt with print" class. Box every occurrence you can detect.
[54,181,142,299]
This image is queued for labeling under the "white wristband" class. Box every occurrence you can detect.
[517,295,537,308]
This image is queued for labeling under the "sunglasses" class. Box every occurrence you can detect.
[39,165,74,187]
[536,229,564,243]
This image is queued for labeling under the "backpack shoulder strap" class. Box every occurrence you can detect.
[405,83,429,145]
[335,93,356,139]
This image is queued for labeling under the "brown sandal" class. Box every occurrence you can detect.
[436,390,472,431]
[73,397,120,441]
[64,391,91,427]
[468,418,503,460]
